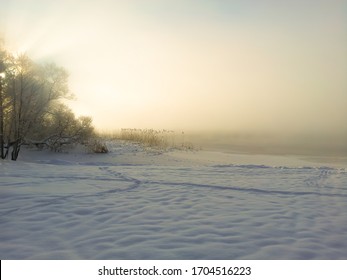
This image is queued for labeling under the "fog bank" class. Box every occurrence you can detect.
[1,0,346,144]
[185,130,347,158]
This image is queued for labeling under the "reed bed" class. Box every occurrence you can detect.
[100,128,196,151]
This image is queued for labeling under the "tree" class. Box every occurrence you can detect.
[0,43,7,159]
[0,62,5,159]
[0,44,95,160]
[33,104,95,152]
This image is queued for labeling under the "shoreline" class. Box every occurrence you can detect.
[7,140,347,170]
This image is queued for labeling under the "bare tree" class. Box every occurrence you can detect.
[0,43,8,159]
[0,45,95,160]
[0,60,5,159]
[34,104,94,152]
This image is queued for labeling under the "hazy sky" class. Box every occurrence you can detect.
[1,0,346,135]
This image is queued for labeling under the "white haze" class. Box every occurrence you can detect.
[1,0,346,154]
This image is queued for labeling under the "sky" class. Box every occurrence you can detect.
[0,0,346,138]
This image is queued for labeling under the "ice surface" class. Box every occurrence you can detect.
[1,141,347,259]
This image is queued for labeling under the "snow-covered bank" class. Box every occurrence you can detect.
[1,141,347,259]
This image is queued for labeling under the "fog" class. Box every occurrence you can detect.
[1,0,346,155]
[184,130,347,158]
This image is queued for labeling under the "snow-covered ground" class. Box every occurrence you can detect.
[1,140,347,259]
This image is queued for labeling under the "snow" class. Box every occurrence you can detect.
[1,140,347,259]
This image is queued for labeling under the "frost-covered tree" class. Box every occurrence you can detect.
[32,104,95,152]
[0,44,95,160]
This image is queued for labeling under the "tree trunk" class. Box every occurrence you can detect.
[11,139,21,161]
[0,74,4,159]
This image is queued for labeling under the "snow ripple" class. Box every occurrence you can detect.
[1,160,347,259]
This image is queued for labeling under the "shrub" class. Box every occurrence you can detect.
[86,139,108,153]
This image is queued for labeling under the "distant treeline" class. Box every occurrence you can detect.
[0,42,94,160]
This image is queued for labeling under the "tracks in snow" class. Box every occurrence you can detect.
[1,164,346,218]
[98,165,347,198]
